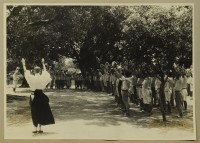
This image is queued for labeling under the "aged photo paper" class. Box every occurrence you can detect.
[1,0,200,143]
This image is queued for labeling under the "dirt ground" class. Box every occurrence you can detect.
[5,87,195,140]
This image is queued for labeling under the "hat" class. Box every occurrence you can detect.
[34,66,41,70]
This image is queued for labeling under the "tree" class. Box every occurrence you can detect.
[6,6,126,76]
[123,5,192,121]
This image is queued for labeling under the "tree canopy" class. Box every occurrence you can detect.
[6,5,192,75]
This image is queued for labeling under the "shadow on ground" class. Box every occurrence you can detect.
[6,89,194,131]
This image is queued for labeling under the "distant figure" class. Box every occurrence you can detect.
[21,58,55,133]
[142,76,153,115]
[115,69,133,117]
[187,73,193,100]
[164,78,173,113]
[181,73,188,111]
[174,74,183,118]
[48,66,55,89]
[12,67,23,92]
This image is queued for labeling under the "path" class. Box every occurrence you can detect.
[5,87,196,140]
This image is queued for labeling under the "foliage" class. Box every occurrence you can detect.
[6,5,192,121]
[7,6,125,73]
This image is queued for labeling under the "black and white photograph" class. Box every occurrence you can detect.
[4,4,195,140]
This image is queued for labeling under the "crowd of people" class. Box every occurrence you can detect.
[7,59,194,134]
[10,61,193,118]
[44,61,193,118]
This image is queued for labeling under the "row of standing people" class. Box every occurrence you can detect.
[47,69,72,89]
[11,64,193,118]
[126,72,192,117]
[47,68,116,91]
[81,68,193,117]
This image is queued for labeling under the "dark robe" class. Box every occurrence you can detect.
[29,90,55,127]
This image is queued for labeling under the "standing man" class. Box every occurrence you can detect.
[117,71,125,111]
[55,70,60,89]
[93,73,97,91]
[150,76,157,107]
[115,69,133,117]
[155,77,161,107]
[133,75,139,105]
[136,76,144,110]
[21,58,55,133]
[142,76,153,115]
[60,70,66,89]
[110,71,117,96]
[105,72,110,94]
[187,73,193,100]
[174,74,183,118]
[181,73,188,111]
[164,78,173,113]
[12,67,23,92]
[49,66,55,89]
[66,73,71,89]
[99,70,104,92]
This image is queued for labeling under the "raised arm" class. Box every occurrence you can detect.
[114,68,122,79]
[125,76,134,82]
[41,58,47,71]
[21,58,27,72]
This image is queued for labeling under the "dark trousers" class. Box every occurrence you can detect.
[121,90,130,113]
[175,91,183,117]
[151,87,157,106]
[144,104,153,113]
[60,80,65,89]
[77,80,83,89]
[55,80,59,89]
[95,80,100,91]
[170,92,175,107]
[140,98,145,110]
[111,83,116,96]
[50,77,55,89]
[100,80,104,91]
[106,81,111,93]
[133,86,139,105]
[118,80,124,108]
[166,101,172,113]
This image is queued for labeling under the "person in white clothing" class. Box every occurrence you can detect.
[142,76,152,115]
[164,78,173,113]
[155,77,161,106]
[187,73,193,100]
[136,76,144,110]
[12,67,23,92]
[174,74,183,118]
[22,58,55,133]
[181,73,188,110]
[114,69,133,116]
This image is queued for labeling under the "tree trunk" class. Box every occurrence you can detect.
[159,83,167,122]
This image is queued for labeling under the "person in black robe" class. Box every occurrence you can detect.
[29,90,55,133]
[22,58,55,133]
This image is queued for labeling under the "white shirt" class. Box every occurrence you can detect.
[13,71,22,81]
[121,76,133,91]
[181,76,188,89]
[25,70,52,91]
[187,76,193,92]
[174,78,183,91]
[155,78,161,90]
[142,78,150,89]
